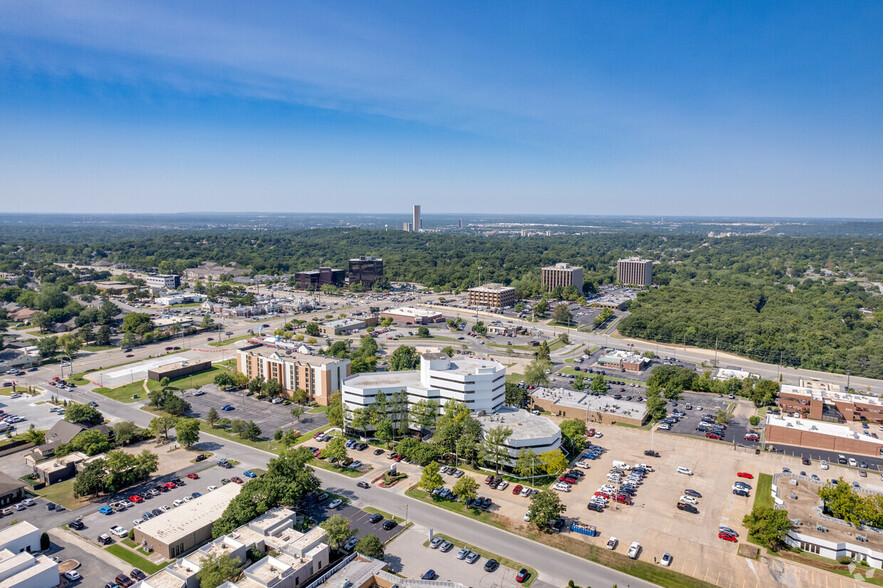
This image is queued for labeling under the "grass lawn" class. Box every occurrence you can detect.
[424,533,537,587]
[202,426,278,454]
[83,345,116,352]
[105,544,169,575]
[34,478,92,510]
[754,473,774,510]
[405,488,507,530]
[296,426,327,444]
[613,421,653,430]
[209,334,253,347]
[94,379,160,403]
[169,302,203,308]
[548,339,568,352]
[505,372,524,383]
[487,342,536,353]
[307,405,328,413]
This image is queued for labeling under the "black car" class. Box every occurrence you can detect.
[549,518,566,533]
[68,519,85,530]
[374,448,385,455]
[733,489,750,497]
[195,454,207,462]
[368,513,383,524]
[484,559,499,572]
[587,502,604,512]
[684,489,702,498]
[838,456,848,464]
[151,508,162,516]
[46,502,56,510]
[677,502,699,513]
[643,450,660,457]
[382,519,398,530]
[357,481,370,489]
[566,470,584,478]
[802,457,811,466]
[130,569,146,581]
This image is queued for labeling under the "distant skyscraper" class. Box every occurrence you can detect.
[458,218,463,229]
[413,205,421,232]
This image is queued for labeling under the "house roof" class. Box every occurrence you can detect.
[0,472,25,497]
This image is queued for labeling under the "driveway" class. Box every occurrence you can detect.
[184,384,328,435]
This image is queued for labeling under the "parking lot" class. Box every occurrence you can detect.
[77,459,260,546]
[659,392,755,444]
[184,384,328,435]
[386,526,529,587]
[300,500,404,545]
[0,392,66,436]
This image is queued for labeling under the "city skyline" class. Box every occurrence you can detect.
[1,2,881,217]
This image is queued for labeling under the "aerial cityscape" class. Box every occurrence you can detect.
[1,3,882,588]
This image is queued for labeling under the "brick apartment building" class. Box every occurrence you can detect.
[237,346,350,406]
[467,283,517,308]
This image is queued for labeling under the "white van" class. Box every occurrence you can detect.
[612,460,631,470]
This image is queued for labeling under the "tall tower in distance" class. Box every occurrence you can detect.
[413,205,421,232]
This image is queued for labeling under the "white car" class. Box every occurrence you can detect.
[600,484,617,493]
[523,512,531,522]
[658,423,671,430]
[328,498,343,509]
[627,542,642,559]
[661,552,673,566]
[552,483,571,492]
[173,499,184,507]
[183,496,193,502]
[594,432,603,438]
[679,495,698,505]
[606,537,618,550]
[22,498,36,507]
[677,467,693,476]
[575,461,591,468]
[820,460,829,470]
[520,486,531,497]
[110,525,128,537]
[849,458,858,467]
[207,485,218,491]
[133,518,143,526]
[63,570,82,581]
[161,505,172,512]
[498,481,509,490]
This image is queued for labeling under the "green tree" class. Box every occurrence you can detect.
[292,388,309,404]
[590,374,607,394]
[514,448,540,479]
[35,335,59,358]
[305,322,320,336]
[197,552,242,588]
[528,488,566,531]
[452,475,479,502]
[327,392,344,428]
[22,425,45,446]
[320,514,356,549]
[73,460,105,497]
[441,346,455,357]
[201,314,215,330]
[122,312,153,334]
[247,377,264,394]
[417,326,431,337]
[322,437,348,462]
[572,373,586,391]
[206,407,220,428]
[552,304,572,326]
[533,299,549,318]
[471,321,487,335]
[481,426,513,473]
[95,324,111,346]
[375,419,394,445]
[645,388,667,421]
[64,403,103,426]
[410,399,439,429]
[112,421,145,446]
[214,372,235,387]
[504,382,530,407]
[354,534,385,559]
[175,418,201,447]
[290,406,305,422]
[559,419,587,454]
[389,345,419,371]
[539,449,568,476]
[240,421,262,441]
[149,415,178,441]
[535,341,551,361]
[261,379,283,398]
[742,506,793,550]
[524,359,552,387]
[420,461,444,492]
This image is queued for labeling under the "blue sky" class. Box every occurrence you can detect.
[1,1,881,217]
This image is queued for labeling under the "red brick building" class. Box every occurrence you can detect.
[777,385,883,424]
[236,347,350,406]
[765,414,883,458]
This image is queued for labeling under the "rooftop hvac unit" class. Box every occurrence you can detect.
[857,534,868,542]
[790,493,798,500]
[816,524,828,532]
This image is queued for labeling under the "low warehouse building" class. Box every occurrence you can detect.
[531,387,648,426]
[379,306,443,325]
[134,483,242,558]
[0,521,41,554]
[147,359,212,382]
[765,414,883,457]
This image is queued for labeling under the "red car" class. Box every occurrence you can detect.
[718,531,738,542]
[164,482,177,490]
[594,491,610,499]
[744,433,759,441]
[128,495,144,504]
[126,354,134,357]
[736,472,754,479]
[512,484,523,495]
[313,431,324,439]
[587,428,596,437]
[706,432,722,440]
[614,494,632,505]
[231,476,244,484]
[516,569,529,583]
[394,455,403,462]
[186,473,199,480]
[485,475,494,485]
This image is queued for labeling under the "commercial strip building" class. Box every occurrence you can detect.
[147,359,212,382]
[541,263,583,292]
[589,288,638,310]
[302,553,468,588]
[295,267,346,291]
[764,414,883,458]
[777,385,883,424]
[0,473,25,507]
[773,473,883,569]
[348,256,383,287]
[137,507,332,588]
[237,346,350,406]
[616,258,653,287]
[379,306,444,325]
[152,317,196,331]
[155,293,206,306]
[714,368,757,381]
[134,483,242,558]
[595,349,649,372]
[475,406,562,463]
[467,283,517,308]
[183,263,248,281]
[320,318,367,336]
[530,387,648,426]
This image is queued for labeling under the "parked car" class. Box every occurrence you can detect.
[421,570,437,580]
[736,472,754,479]
[606,537,618,550]
[660,553,673,566]
[677,467,693,476]
[627,542,642,559]
[516,568,530,583]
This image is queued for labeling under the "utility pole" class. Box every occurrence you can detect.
[714,337,718,367]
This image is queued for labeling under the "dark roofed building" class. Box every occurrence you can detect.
[0,472,26,506]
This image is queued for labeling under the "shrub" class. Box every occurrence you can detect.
[838,556,853,564]
[40,532,50,551]
[749,415,761,426]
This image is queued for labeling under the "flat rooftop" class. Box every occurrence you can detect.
[475,406,560,442]
[141,569,188,588]
[778,473,883,551]
[468,283,515,293]
[343,370,423,389]
[238,346,344,366]
[380,306,442,318]
[780,385,882,406]
[766,414,883,445]
[533,387,647,420]
[0,520,37,544]
[136,483,242,544]
[322,318,365,328]
[438,357,504,377]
